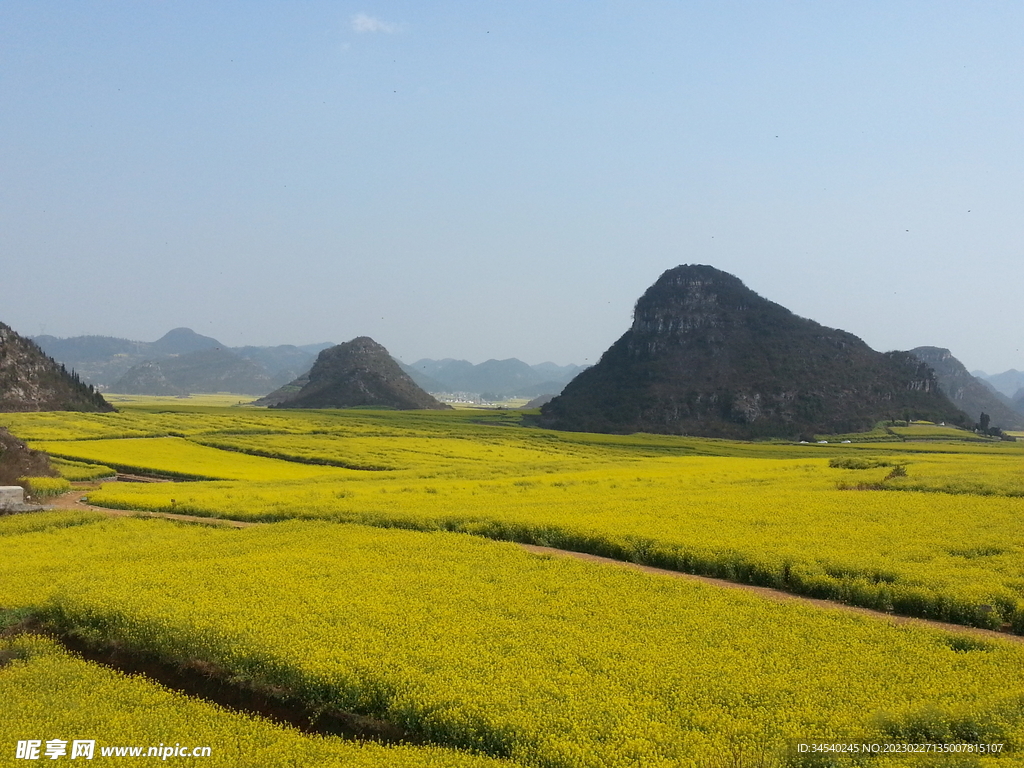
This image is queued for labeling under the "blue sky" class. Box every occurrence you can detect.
[2,1,1022,371]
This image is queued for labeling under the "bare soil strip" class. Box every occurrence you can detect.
[47,490,257,528]
[115,473,174,483]
[44,491,1024,644]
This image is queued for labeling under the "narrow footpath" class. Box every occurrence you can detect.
[46,489,258,528]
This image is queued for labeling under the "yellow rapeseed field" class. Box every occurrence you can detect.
[2,514,1023,767]
[33,436,352,482]
[3,406,1023,630]
[0,634,517,768]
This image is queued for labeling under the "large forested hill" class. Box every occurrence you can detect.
[541,265,966,438]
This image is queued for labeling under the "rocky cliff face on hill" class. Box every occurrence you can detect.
[541,265,965,438]
[0,322,113,413]
[256,337,451,411]
[909,347,1024,430]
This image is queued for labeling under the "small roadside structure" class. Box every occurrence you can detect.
[0,485,25,510]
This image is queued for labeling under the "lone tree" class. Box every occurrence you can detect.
[978,412,991,432]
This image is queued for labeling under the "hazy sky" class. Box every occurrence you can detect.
[3,2,1022,372]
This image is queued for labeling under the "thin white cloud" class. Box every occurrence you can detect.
[351,13,396,34]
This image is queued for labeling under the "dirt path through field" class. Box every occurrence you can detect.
[47,490,258,529]
[520,544,1023,644]
[46,491,1023,644]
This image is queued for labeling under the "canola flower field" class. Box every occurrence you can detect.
[0,634,514,768]
[3,404,1024,766]
[5,405,1022,631]
[2,513,1024,767]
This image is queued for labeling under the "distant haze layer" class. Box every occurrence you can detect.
[2,3,1023,372]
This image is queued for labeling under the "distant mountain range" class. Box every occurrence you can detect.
[33,328,335,396]
[30,322,1023,426]
[399,358,585,399]
[973,368,1024,398]
[969,369,1024,421]
[112,348,281,397]
[32,328,585,399]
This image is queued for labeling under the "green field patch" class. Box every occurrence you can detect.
[32,437,356,482]
[104,393,260,407]
[888,423,994,440]
[828,457,895,470]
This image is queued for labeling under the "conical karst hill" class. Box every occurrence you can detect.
[541,265,965,438]
[0,321,113,412]
[256,336,451,410]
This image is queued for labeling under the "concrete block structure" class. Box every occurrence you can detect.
[0,486,25,509]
